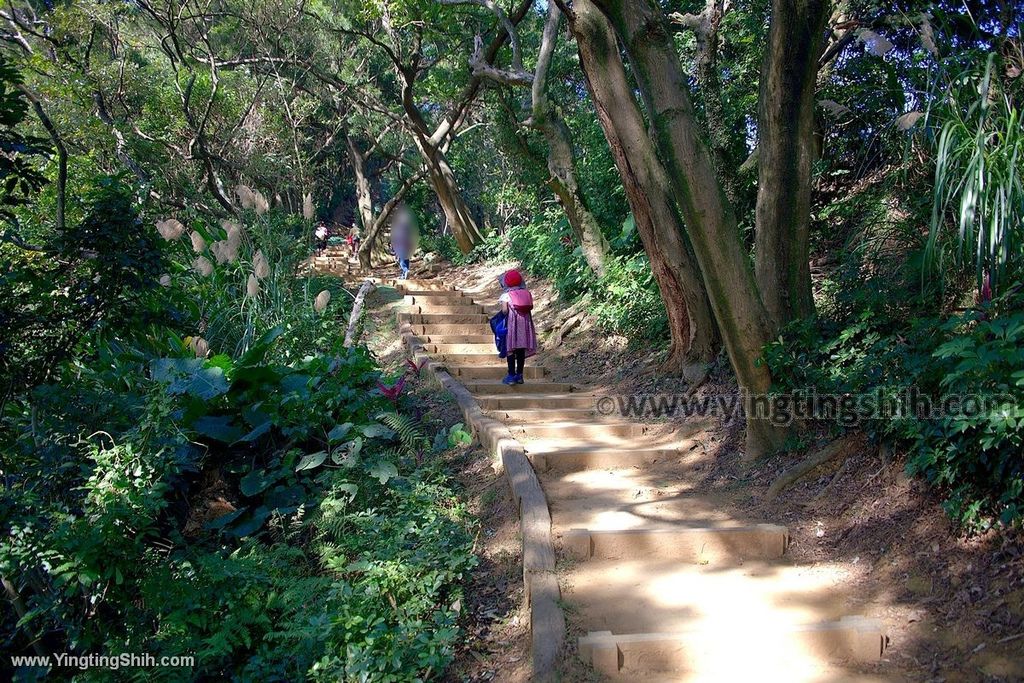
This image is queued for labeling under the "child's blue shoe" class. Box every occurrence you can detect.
[514,374,524,384]
[502,374,518,385]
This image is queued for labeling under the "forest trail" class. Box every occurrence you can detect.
[379,273,894,682]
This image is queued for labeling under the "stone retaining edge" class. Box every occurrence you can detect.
[398,319,566,682]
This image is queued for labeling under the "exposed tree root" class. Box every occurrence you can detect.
[767,434,859,501]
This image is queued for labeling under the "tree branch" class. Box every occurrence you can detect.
[19,84,65,231]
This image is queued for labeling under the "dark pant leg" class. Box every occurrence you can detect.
[507,354,516,375]
[514,349,526,375]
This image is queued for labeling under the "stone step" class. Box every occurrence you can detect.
[578,617,887,679]
[477,394,598,410]
[486,407,602,421]
[509,421,651,440]
[527,447,681,472]
[447,365,549,380]
[463,381,576,394]
[401,313,490,325]
[435,353,503,365]
[410,324,492,336]
[563,524,789,562]
[424,343,497,354]
[540,459,720,531]
[395,282,454,292]
[401,304,485,315]
[421,335,494,345]
[404,294,468,305]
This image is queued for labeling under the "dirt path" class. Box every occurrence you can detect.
[313,250,1023,681]
[381,273,897,682]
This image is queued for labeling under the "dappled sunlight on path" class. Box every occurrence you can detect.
[388,274,896,682]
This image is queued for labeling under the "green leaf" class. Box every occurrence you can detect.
[295,451,328,472]
[238,326,286,366]
[225,506,271,537]
[361,423,394,439]
[336,483,358,502]
[280,373,312,395]
[328,423,354,442]
[432,431,448,452]
[448,422,472,446]
[192,415,245,442]
[367,460,398,484]
[206,354,233,371]
[239,469,282,497]
[264,484,306,510]
[235,421,272,444]
[205,507,245,530]
[173,366,230,400]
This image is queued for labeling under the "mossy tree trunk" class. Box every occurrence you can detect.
[754,0,829,331]
[347,133,425,270]
[531,3,609,277]
[467,1,609,275]
[569,0,719,373]
[400,75,486,255]
[347,133,376,242]
[592,0,785,457]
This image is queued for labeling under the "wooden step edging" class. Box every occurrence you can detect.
[396,314,566,681]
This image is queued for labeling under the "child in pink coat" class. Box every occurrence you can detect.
[498,269,537,384]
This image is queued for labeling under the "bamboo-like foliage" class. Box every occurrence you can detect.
[928,53,1023,290]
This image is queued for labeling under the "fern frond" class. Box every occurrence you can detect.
[376,411,428,452]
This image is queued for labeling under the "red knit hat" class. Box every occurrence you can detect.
[502,269,523,287]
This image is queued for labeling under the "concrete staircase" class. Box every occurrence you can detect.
[304,245,362,277]
[391,277,888,681]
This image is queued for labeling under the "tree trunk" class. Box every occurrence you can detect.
[344,280,377,347]
[569,0,718,372]
[21,86,66,231]
[357,168,427,269]
[754,0,829,331]
[346,133,375,236]
[424,150,485,253]
[401,79,485,254]
[690,0,740,205]
[595,0,784,457]
[531,3,609,277]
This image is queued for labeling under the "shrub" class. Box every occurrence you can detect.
[764,290,1024,530]
[2,184,478,679]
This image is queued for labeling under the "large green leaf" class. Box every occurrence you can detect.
[237,326,286,367]
[204,507,245,530]
[235,421,272,444]
[328,423,354,442]
[192,415,245,442]
[239,469,284,497]
[367,460,398,484]
[225,506,271,537]
[295,451,328,471]
[169,364,229,400]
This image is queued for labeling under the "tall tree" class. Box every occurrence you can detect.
[590,0,782,456]
[577,0,831,456]
[345,129,426,268]
[449,0,611,275]
[566,0,719,372]
[754,0,830,330]
[337,0,533,253]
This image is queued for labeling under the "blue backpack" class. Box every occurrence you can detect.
[489,312,508,358]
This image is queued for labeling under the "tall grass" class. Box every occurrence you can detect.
[928,53,1024,291]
